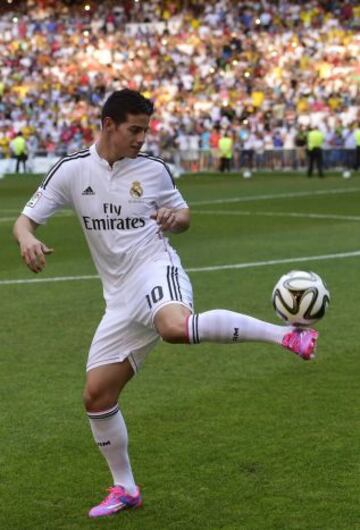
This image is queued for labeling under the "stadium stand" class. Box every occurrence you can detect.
[0,0,359,172]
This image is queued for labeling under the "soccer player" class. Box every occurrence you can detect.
[13,89,318,519]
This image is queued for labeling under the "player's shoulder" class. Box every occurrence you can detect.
[41,148,91,189]
[136,152,175,186]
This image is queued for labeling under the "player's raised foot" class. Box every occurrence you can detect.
[88,485,142,518]
[282,328,318,360]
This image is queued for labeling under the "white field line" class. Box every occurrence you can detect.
[0,210,74,223]
[1,185,359,221]
[0,209,74,214]
[2,210,359,224]
[1,250,360,286]
[190,186,360,206]
[192,210,360,221]
[186,250,360,272]
[0,217,18,223]
[2,192,360,225]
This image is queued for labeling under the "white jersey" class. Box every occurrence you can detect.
[22,144,188,303]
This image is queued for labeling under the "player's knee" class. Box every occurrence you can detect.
[157,319,187,343]
[83,384,117,413]
[154,305,191,343]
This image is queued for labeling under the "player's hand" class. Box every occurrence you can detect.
[151,208,178,232]
[19,235,54,273]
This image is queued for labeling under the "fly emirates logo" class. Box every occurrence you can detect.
[82,203,146,231]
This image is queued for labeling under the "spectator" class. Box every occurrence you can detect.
[283,126,297,169]
[253,132,265,169]
[10,132,28,173]
[343,124,357,169]
[188,130,201,172]
[210,125,221,171]
[0,0,357,168]
[272,129,285,169]
[218,129,233,172]
[294,125,308,169]
[175,130,191,171]
[199,125,211,171]
[307,126,325,177]
[242,131,256,170]
[354,126,360,171]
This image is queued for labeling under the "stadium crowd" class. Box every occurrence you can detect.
[0,0,359,170]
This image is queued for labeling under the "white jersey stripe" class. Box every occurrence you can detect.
[138,152,175,187]
[41,149,90,189]
[41,148,90,187]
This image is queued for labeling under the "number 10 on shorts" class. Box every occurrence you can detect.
[145,286,164,309]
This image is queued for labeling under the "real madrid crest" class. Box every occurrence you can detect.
[130,181,143,198]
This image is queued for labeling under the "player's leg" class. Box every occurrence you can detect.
[154,305,318,361]
[355,146,360,170]
[84,361,136,493]
[84,359,134,411]
[138,260,316,359]
[307,150,314,177]
[84,303,158,518]
[84,360,143,518]
[317,149,324,177]
[137,259,317,360]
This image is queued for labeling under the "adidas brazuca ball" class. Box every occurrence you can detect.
[272,270,330,326]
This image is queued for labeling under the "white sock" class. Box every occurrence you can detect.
[187,310,292,345]
[87,404,137,494]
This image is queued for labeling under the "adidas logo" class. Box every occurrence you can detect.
[82,186,95,195]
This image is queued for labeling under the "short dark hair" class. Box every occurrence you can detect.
[101,89,154,125]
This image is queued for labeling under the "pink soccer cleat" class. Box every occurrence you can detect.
[282,328,319,360]
[88,485,142,518]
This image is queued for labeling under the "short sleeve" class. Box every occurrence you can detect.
[22,162,72,224]
[156,164,188,210]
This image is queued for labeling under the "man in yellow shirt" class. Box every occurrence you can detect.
[218,129,233,172]
[10,131,28,173]
[307,126,324,177]
[354,126,360,171]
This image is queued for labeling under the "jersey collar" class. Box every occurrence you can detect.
[90,143,127,171]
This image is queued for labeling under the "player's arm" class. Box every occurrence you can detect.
[13,214,54,273]
[153,163,191,233]
[151,207,190,233]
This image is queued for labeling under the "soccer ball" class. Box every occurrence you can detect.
[342,170,351,179]
[272,270,330,326]
[242,170,252,179]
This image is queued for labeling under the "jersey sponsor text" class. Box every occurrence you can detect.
[82,215,146,231]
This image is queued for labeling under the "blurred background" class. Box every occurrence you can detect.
[0,0,359,173]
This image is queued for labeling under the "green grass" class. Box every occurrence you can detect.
[0,171,359,530]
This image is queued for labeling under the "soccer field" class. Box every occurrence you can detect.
[1,171,359,530]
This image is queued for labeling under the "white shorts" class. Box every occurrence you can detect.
[86,259,193,373]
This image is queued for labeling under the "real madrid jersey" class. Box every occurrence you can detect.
[22,144,188,302]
